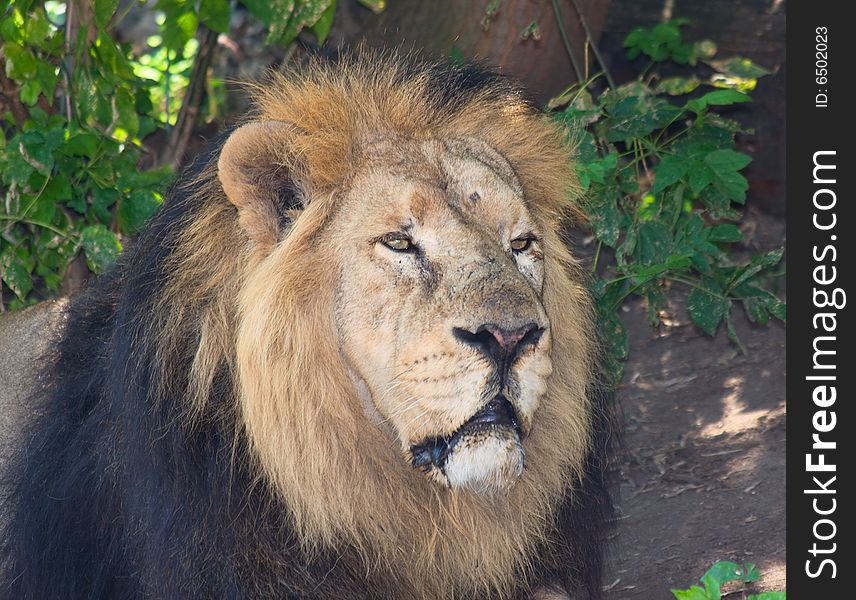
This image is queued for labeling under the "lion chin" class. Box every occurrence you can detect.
[409,395,526,493]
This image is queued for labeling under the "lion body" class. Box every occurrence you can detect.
[1,55,613,599]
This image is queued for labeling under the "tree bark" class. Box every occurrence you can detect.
[342,0,612,104]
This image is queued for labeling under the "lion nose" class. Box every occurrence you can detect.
[452,323,544,368]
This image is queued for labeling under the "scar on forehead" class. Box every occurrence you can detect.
[468,191,481,203]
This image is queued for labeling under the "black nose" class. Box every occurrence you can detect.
[452,323,544,369]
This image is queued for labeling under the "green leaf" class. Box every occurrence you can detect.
[93,32,134,79]
[62,132,100,158]
[113,88,140,138]
[766,296,786,321]
[630,263,668,285]
[242,0,275,25]
[581,152,618,186]
[708,57,771,80]
[157,0,199,51]
[616,220,637,265]
[656,76,701,96]
[701,188,742,219]
[636,192,659,221]
[708,224,743,243]
[729,247,785,289]
[94,0,119,29]
[604,93,682,142]
[18,130,57,174]
[686,90,751,113]
[637,220,673,265]
[624,20,694,64]
[744,296,770,325]
[279,0,334,46]
[653,154,689,194]
[3,42,38,79]
[117,190,162,235]
[687,284,729,335]
[66,190,88,214]
[0,247,34,300]
[357,0,386,13]
[586,189,624,247]
[44,176,72,202]
[693,39,718,60]
[1,15,23,43]
[670,586,711,600]
[19,80,42,106]
[666,254,691,270]
[81,224,122,274]
[743,563,761,583]
[311,0,337,43]
[688,162,714,195]
[700,571,722,600]
[725,314,749,355]
[91,187,119,223]
[700,561,749,588]
[24,9,51,46]
[644,283,668,325]
[704,149,752,203]
[117,165,174,191]
[35,59,58,100]
[595,304,629,384]
[200,0,232,34]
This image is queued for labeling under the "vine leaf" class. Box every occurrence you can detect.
[94,0,119,30]
[0,248,33,301]
[81,225,122,274]
[687,285,729,335]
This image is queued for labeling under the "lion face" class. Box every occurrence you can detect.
[334,137,554,493]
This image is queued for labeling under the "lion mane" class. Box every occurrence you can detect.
[1,53,614,600]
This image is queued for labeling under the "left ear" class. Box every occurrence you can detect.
[217,121,306,250]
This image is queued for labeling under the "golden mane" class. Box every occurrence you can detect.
[154,52,596,598]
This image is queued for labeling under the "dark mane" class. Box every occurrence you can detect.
[1,57,614,600]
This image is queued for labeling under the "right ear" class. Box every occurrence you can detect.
[217,121,304,251]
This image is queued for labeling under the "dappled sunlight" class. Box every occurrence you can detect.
[759,560,786,591]
[698,376,785,437]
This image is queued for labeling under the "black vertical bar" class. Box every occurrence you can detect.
[787,1,852,595]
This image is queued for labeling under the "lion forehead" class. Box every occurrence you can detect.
[341,139,532,237]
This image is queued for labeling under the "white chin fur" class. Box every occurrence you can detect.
[444,434,525,493]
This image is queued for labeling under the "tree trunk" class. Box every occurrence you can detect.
[340,0,612,105]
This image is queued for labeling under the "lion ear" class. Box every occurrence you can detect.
[217,121,304,249]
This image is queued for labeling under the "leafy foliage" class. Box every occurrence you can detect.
[1,1,168,309]
[671,560,785,599]
[551,20,784,381]
[1,0,343,309]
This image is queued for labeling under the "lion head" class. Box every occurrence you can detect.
[162,53,598,597]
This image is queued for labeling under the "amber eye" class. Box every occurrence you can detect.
[510,237,534,253]
[381,234,415,253]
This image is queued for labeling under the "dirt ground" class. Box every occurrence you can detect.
[602,211,786,599]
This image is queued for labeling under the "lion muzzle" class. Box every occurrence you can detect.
[410,395,525,492]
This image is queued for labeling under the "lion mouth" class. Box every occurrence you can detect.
[409,395,522,471]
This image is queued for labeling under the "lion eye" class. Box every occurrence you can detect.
[381,234,415,253]
[510,237,534,253]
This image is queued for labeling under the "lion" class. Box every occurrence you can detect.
[0,52,613,599]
